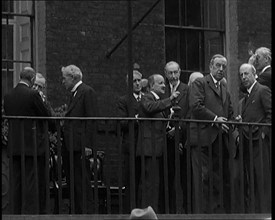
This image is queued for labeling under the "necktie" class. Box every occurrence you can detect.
[136,96,141,102]
[244,93,249,104]
[216,82,221,95]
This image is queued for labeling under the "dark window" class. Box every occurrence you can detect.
[165,0,225,83]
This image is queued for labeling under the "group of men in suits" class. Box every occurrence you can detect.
[3,45,271,214]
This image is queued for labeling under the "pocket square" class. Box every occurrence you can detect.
[252,100,255,103]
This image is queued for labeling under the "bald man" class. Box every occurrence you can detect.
[136,74,179,212]
[238,63,271,213]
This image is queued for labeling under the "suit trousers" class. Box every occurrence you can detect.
[11,155,46,214]
[137,156,161,213]
[165,137,186,213]
[62,150,94,214]
[191,135,230,213]
[242,136,271,213]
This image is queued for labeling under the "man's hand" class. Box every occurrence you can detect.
[179,142,184,154]
[170,91,180,101]
[235,115,242,122]
[85,147,93,157]
[215,116,229,133]
[167,127,175,139]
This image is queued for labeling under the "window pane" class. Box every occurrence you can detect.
[165,0,179,25]
[203,31,224,72]
[2,0,14,13]
[165,28,181,65]
[2,25,14,60]
[181,0,202,27]
[2,68,14,98]
[181,30,201,71]
[203,0,225,29]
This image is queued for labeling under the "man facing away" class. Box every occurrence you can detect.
[136,74,180,213]
[4,67,51,214]
[61,64,98,214]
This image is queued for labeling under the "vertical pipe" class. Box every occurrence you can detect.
[127,0,136,210]
[218,126,224,211]
[117,121,123,214]
[258,126,264,212]
[56,121,63,214]
[186,122,191,213]
[197,123,202,213]
[32,120,39,213]
[229,125,235,213]
[44,120,50,213]
[9,120,14,213]
[162,121,169,213]
[69,120,75,213]
[105,120,111,214]
[248,126,255,212]
[174,118,181,212]
[81,120,87,213]
[151,121,157,211]
[20,120,26,213]
[239,126,245,212]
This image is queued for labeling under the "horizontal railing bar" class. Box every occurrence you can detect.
[2,116,271,126]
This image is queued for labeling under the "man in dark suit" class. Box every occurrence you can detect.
[4,67,51,214]
[238,63,271,213]
[116,70,143,212]
[162,61,189,213]
[249,47,271,90]
[189,54,234,213]
[136,74,180,212]
[61,64,98,214]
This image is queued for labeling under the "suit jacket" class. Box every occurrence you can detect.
[257,66,271,91]
[162,81,189,120]
[63,83,98,151]
[189,74,233,146]
[240,82,271,140]
[4,83,51,156]
[116,94,141,154]
[136,91,173,157]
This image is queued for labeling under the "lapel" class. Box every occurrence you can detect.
[66,84,83,115]
[242,82,258,114]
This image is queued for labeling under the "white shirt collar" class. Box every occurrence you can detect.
[71,80,82,92]
[169,80,180,92]
[247,80,257,94]
[150,91,160,100]
[133,93,141,100]
[259,65,271,75]
[19,81,30,87]
[210,73,219,85]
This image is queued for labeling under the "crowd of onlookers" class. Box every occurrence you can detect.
[2,47,271,214]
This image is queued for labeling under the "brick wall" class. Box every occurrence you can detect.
[36,0,271,185]
[44,0,165,116]
[42,0,165,185]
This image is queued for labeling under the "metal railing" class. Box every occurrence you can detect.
[1,116,271,214]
